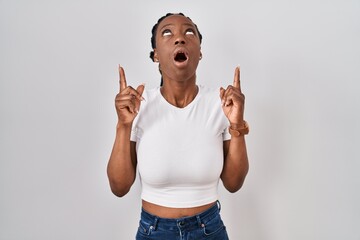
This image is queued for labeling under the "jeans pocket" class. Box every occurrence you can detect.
[136,219,154,237]
[202,215,226,237]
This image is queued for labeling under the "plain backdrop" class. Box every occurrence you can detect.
[1,0,359,239]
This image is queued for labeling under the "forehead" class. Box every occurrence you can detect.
[157,15,196,31]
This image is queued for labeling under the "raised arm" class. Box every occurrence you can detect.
[220,66,249,192]
[107,66,145,197]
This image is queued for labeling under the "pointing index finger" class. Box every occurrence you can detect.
[119,64,127,92]
[233,66,241,91]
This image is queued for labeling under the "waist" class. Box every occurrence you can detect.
[142,200,217,219]
[140,201,221,229]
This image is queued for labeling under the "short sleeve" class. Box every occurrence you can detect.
[130,116,140,142]
[130,127,138,142]
[222,126,231,141]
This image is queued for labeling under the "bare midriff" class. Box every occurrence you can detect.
[142,200,216,219]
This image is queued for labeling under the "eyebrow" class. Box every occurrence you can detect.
[159,22,196,32]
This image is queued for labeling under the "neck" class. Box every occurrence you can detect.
[160,75,198,108]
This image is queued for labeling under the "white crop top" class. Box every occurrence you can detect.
[130,85,231,208]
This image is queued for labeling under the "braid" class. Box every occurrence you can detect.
[149,13,203,86]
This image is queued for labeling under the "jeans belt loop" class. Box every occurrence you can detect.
[216,200,221,211]
[153,217,158,231]
[196,215,202,227]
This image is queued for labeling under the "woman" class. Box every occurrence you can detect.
[107,13,249,240]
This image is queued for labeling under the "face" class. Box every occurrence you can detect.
[153,15,202,81]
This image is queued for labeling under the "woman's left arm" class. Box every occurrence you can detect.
[220,66,249,193]
[221,137,248,192]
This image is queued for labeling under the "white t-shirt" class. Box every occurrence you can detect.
[130,85,231,208]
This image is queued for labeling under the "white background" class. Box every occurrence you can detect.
[1,0,359,239]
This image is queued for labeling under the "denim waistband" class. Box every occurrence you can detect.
[140,201,221,231]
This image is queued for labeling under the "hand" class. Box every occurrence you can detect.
[115,65,145,126]
[220,66,245,125]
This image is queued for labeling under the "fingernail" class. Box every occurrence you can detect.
[140,96,146,101]
[135,109,139,113]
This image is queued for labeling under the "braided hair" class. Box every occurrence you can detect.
[149,13,203,86]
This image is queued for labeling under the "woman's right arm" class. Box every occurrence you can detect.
[107,66,144,197]
[107,125,137,197]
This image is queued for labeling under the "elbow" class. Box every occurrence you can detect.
[222,167,249,193]
[107,165,136,197]
[108,180,132,197]
[224,181,244,193]
[109,174,135,197]
[112,191,128,198]
[222,153,249,193]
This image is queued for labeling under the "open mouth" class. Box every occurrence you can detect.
[174,51,188,62]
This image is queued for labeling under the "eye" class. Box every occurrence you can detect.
[162,29,172,36]
[185,29,195,35]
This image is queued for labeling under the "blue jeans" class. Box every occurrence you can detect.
[135,201,229,240]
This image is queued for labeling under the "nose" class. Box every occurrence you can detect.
[174,34,186,45]
[175,39,185,45]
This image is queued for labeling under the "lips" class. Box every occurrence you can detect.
[173,49,189,63]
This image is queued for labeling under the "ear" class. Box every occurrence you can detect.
[153,49,159,62]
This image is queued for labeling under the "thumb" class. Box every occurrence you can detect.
[134,84,145,113]
[136,84,145,99]
[219,87,225,98]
